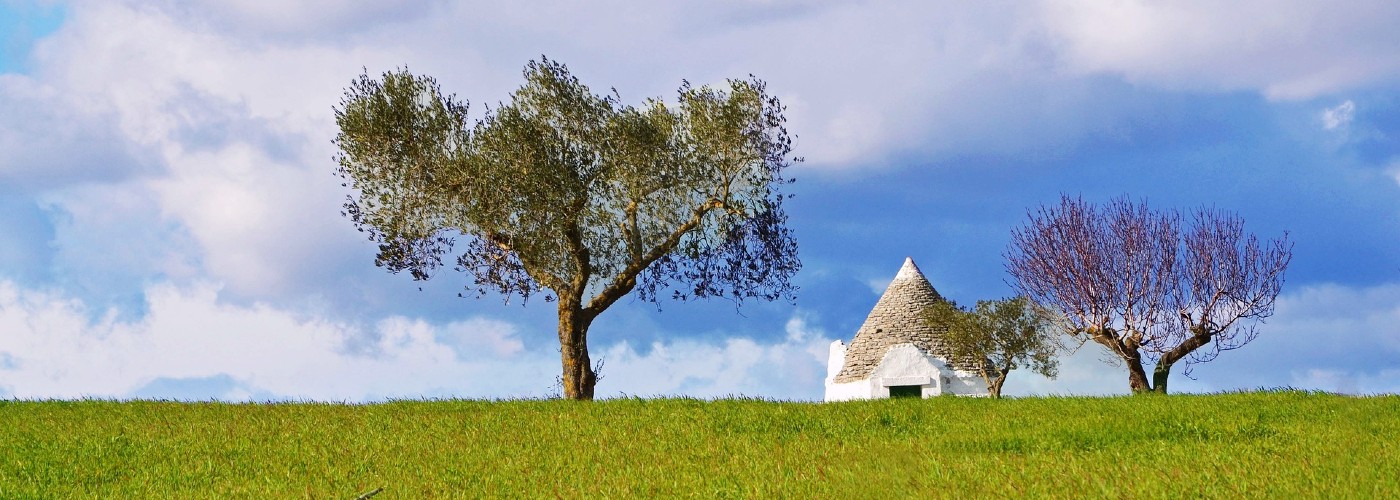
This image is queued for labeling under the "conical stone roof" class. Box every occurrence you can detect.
[833,257,983,383]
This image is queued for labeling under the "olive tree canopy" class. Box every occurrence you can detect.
[334,58,801,399]
[925,296,1061,398]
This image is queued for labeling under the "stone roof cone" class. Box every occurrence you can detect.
[833,257,980,383]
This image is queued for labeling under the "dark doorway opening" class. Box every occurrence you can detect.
[888,385,922,398]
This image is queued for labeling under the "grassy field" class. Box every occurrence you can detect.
[1,390,1396,497]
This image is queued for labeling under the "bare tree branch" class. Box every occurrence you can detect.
[1006,195,1291,394]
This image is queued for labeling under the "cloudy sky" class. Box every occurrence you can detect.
[2,0,1398,401]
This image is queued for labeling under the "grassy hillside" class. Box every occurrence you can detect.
[1,391,1396,497]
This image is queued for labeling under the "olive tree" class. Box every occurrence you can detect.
[925,297,1061,398]
[1005,195,1291,394]
[333,59,800,400]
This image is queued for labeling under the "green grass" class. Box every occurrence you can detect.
[1,390,1396,497]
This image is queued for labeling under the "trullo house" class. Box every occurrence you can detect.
[825,257,989,401]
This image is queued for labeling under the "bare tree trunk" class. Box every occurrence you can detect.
[1125,352,1153,394]
[1152,363,1172,395]
[1151,329,1213,395]
[1091,334,1154,393]
[558,295,597,400]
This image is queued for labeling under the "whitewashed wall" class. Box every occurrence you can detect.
[825,342,987,401]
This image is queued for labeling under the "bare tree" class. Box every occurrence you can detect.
[1154,209,1292,393]
[1006,195,1291,394]
[1005,196,1177,393]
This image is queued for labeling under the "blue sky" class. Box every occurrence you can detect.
[1,1,1399,401]
[0,1,62,74]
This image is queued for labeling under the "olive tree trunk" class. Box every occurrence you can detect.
[987,372,1008,399]
[557,295,597,400]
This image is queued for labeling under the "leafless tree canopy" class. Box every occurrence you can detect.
[1006,195,1292,393]
[1168,209,1292,371]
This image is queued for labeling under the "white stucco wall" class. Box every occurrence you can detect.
[824,342,988,401]
[940,368,988,396]
[824,378,875,402]
[827,340,847,381]
[825,340,871,402]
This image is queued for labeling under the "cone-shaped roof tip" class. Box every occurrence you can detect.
[894,256,924,280]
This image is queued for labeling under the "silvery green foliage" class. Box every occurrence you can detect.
[334,58,800,308]
[926,296,1062,397]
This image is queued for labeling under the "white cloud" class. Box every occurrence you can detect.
[1,276,1395,401]
[864,277,891,296]
[46,1,1109,171]
[433,317,525,359]
[1290,368,1400,395]
[15,2,415,299]
[0,279,836,401]
[1038,0,1400,100]
[148,142,356,297]
[0,279,487,400]
[155,0,445,39]
[12,0,1400,194]
[21,0,1397,187]
[35,3,408,141]
[594,313,830,399]
[0,74,152,189]
[1322,100,1356,130]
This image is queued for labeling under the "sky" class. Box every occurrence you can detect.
[1,0,1399,402]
